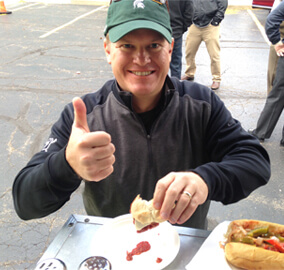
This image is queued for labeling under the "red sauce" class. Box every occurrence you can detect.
[156,257,163,263]
[132,218,160,233]
[126,241,151,261]
[137,222,159,233]
[263,244,278,252]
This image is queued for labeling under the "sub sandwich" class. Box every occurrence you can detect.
[224,219,284,270]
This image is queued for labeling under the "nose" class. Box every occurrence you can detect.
[133,48,151,66]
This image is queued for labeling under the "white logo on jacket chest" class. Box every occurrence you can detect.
[42,138,57,152]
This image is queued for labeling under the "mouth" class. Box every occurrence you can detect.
[130,71,154,76]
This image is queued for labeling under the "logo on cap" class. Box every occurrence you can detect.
[133,0,145,9]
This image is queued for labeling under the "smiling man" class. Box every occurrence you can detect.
[104,28,173,113]
[13,0,270,230]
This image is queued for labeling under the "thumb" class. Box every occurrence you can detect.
[72,97,90,132]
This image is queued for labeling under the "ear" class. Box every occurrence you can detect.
[170,37,174,53]
[104,39,111,64]
[169,37,174,62]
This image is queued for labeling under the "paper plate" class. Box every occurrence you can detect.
[186,221,240,270]
[91,214,180,270]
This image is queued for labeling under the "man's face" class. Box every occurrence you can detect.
[104,29,173,111]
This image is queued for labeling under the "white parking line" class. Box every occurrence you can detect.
[40,5,106,39]
[9,2,40,11]
[247,9,271,46]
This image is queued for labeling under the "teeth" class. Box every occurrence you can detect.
[132,71,152,76]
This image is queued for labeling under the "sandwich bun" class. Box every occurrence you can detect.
[225,242,284,270]
[130,195,165,230]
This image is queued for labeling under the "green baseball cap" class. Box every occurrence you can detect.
[104,0,172,43]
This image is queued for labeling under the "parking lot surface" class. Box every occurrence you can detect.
[1,2,284,269]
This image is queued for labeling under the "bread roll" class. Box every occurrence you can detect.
[130,195,165,231]
[225,242,284,270]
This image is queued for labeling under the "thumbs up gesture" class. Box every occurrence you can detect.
[66,97,115,181]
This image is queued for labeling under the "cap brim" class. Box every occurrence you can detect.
[108,20,172,43]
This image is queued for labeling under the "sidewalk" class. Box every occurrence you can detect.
[6,0,253,7]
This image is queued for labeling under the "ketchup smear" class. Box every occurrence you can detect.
[126,241,151,261]
[156,257,163,263]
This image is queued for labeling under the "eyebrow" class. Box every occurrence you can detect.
[119,37,164,43]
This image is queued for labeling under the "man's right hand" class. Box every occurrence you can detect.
[275,42,284,57]
[66,97,115,181]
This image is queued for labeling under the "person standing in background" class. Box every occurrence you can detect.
[168,0,193,79]
[267,0,284,94]
[181,0,228,90]
[248,1,284,146]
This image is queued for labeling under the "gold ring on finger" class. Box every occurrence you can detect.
[183,191,193,200]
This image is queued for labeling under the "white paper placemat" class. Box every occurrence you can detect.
[186,221,240,270]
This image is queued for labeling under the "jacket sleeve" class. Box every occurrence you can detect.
[183,0,193,30]
[192,91,270,205]
[265,1,284,44]
[212,0,228,25]
[12,103,82,220]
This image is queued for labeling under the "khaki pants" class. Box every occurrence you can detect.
[185,24,221,82]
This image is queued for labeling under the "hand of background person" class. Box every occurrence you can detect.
[211,17,220,26]
[66,97,115,181]
[274,43,284,57]
[211,21,220,26]
[153,172,208,225]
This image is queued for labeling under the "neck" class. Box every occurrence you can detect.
[132,92,162,113]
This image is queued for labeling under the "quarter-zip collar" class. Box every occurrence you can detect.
[112,75,176,112]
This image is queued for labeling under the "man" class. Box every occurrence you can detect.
[181,0,228,90]
[267,0,284,94]
[248,1,284,146]
[13,0,270,230]
[168,0,192,79]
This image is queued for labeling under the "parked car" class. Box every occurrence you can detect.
[252,0,275,9]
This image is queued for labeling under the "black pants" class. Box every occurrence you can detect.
[255,56,284,139]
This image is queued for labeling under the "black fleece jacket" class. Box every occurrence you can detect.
[13,76,270,229]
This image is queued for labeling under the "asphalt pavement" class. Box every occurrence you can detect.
[1,2,284,269]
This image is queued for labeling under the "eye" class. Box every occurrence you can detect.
[150,43,160,49]
[122,44,132,49]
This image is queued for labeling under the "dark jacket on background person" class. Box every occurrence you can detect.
[266,1,284,44]
[12,76,270,229]
[168,0,193,39]
[192,0,228,27]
